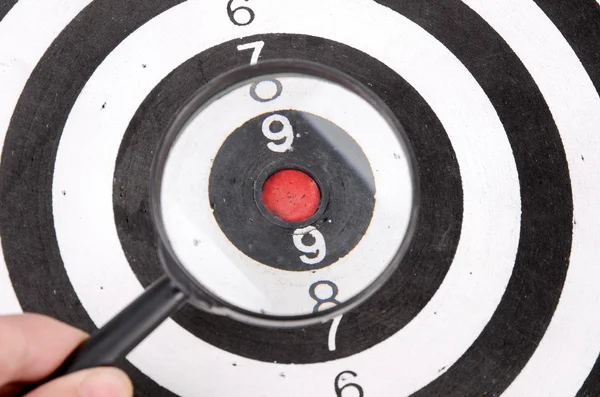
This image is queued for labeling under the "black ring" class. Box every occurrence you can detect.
[375,1,574,395]
[0,1,187,396]
[151,58,419,328]
[114,34,462,363]
[1,0,578,393]
[535,1,600,395]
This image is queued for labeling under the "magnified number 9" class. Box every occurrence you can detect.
[262,114,294,153]
[293,226,326,265]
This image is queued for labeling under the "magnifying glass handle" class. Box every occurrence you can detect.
[21,275,187,395]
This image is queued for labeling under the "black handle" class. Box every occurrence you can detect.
[23,275,187,394]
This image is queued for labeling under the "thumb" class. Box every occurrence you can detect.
[24,367,133,397]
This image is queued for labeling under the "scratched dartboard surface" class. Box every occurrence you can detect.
[1,0,600,396]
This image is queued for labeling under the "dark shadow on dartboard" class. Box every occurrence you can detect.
[113,34,463,364]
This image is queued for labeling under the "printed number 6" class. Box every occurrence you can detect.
[293,226,326,265]
[335,371,364,397]
[227,0,255,26]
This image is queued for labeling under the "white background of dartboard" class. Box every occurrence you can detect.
[1,0,600,396]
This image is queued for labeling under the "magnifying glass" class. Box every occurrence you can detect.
[30,59,419,388]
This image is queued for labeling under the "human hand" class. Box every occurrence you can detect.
[0,313,133,397]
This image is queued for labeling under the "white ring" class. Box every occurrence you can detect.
[460,1,600,396]
[0,0,94,315]
[3,1,598,396]
[51,0,520,395]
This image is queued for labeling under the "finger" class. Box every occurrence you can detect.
[0,313,87,385]
[24,367,132,397]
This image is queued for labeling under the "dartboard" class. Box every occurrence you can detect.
[1,0,600,395]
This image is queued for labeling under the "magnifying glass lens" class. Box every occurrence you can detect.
[157,64,416,319]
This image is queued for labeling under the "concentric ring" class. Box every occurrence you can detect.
[49,2,520,395]
[0,0,184,395]
[1,0,593,396]
[3,1,520,394]
[115,34,461,363]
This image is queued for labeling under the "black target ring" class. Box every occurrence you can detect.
[0,1,17,21]
[209,109,375,271]
[115,33,461,363]
[0,1,186,396]
[0,1,577,397]
[534,1,600,395]
[378,1,574,395]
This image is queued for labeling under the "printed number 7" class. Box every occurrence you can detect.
[237,40,264,65]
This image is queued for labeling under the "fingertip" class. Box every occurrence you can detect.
[23,367,133,397]
[7,313,88,338]
[78,368,133,397]
[0,313,88,385]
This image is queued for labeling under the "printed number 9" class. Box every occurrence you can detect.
[262,114,294,153]
[293,226,326,265]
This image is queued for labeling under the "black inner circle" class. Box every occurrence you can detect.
[208,110,375,271]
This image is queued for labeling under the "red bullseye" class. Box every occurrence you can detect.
[262,169,321,223]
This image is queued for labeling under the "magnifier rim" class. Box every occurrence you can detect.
[150,59,420,328]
